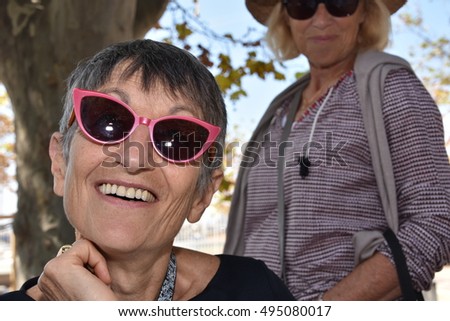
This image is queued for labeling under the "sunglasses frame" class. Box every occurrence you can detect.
[69,88,221,163]
[282,0,360,20]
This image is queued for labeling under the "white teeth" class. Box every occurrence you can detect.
[142,190,149,202]
[135,189,142,199]
[116,185,126,197]
[99,183,155,202]
[126,187,135,198]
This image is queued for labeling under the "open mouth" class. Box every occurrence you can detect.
[99,183,156,203]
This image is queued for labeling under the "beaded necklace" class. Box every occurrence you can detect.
[157,252,176,301]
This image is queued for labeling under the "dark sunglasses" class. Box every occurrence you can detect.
[282,0,360,20]
[68,88,221,163]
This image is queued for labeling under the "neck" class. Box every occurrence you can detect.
[308,58,354,91]
[106,248,173,300]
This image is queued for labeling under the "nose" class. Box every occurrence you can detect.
[311,3,333,27]
[121,123,163,173]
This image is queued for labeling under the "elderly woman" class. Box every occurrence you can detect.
[0,39,294,301]
[224,0,450,300]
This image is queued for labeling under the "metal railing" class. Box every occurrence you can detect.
[174,210,227,254]
[0,218,14,293]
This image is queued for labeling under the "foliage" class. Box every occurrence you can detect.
[398,11,450,105]
[218,125,248,203]
[152,0,286,103]
[0,88,14,187]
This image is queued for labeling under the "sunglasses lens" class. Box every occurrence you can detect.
[327,0,359,17]
[285,0,317,20]
[153,119,209,161]
[80,96,135,142]
[284,0,359,20]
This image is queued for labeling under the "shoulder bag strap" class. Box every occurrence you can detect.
[383,228,425,300]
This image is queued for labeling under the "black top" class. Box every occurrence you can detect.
[0,255,295,301]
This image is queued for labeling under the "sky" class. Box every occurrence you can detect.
[1,0,449,216]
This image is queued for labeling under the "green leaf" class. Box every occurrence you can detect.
[230,89,247,102]
[175,23,193,41]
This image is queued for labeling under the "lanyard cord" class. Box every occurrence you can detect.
[277,87,333,281]
[299,87,334,178]
[157,252,176,301]
[306,87,334,157]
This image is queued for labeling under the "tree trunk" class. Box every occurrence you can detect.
[0,0,168,287]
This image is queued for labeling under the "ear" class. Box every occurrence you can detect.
[187,168,223,223]
[359,0,367,23]
[49,132,66,197]
[359,10,366,24]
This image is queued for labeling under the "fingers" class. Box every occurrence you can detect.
[71,239,112,285]
[66,234,112,284]
[57,244,73,256]
[38,239,114,300]
[75,229,82,241]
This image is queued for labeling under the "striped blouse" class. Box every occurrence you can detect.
[243,69,450,300]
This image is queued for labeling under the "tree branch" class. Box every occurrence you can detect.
[133,0,169,38]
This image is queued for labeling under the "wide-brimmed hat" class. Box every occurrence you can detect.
[246,0,407,25]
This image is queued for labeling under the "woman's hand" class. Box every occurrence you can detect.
[37,239,116,300]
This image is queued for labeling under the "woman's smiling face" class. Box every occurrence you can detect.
[287,1,366,69]
[50,67,220,256]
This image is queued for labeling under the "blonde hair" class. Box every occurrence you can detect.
[266,0,391,61]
